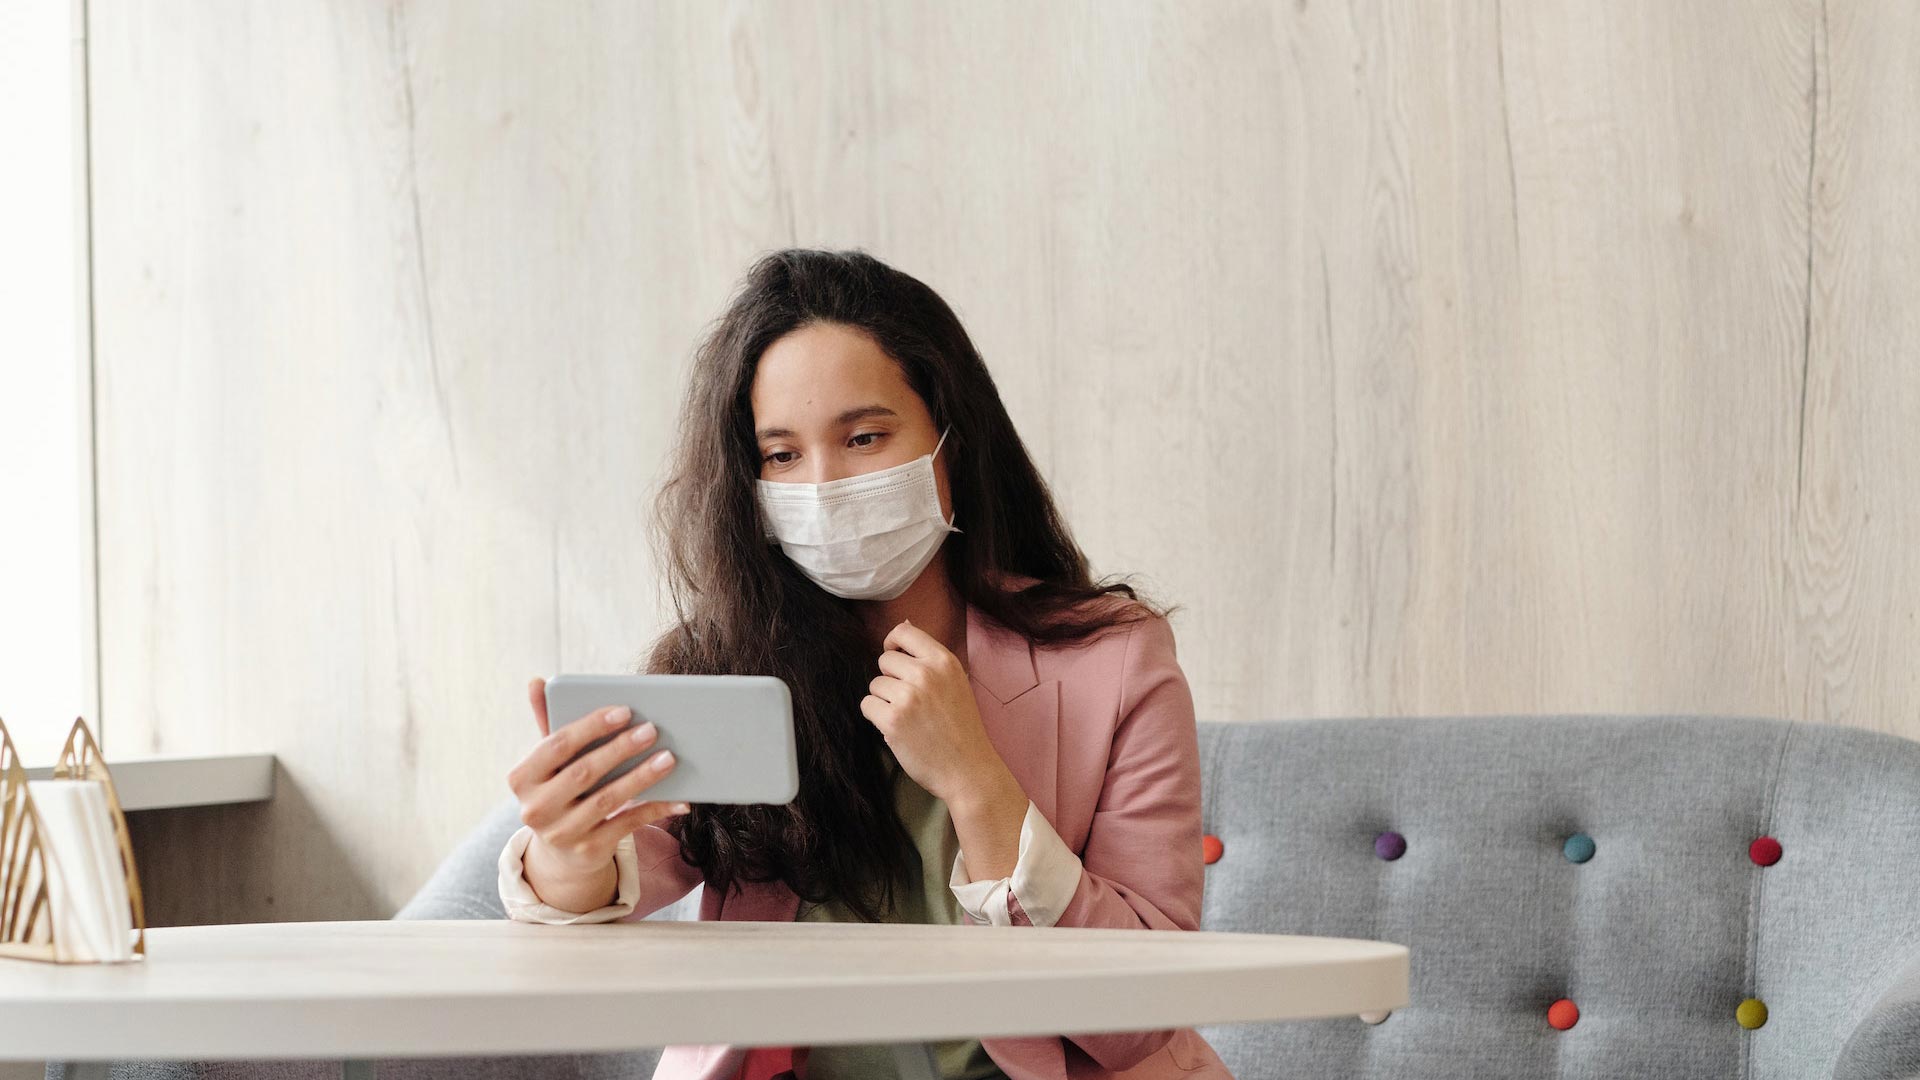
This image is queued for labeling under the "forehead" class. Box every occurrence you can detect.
[750,321,918,425]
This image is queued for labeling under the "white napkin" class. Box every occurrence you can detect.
[25,779,136,962]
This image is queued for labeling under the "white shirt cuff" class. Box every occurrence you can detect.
[947,800,1081,928]
[497,823,640,924]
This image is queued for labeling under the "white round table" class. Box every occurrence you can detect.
[0,919,1409,1079]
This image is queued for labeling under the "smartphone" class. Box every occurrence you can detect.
[544,674,799,806]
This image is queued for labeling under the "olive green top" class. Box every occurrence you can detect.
[793,749,1010,1080]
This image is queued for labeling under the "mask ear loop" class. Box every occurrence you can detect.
[930,425,960,533]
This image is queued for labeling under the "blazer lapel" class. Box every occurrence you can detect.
[965,600,1062,825]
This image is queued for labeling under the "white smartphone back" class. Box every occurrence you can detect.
[544,673,799,805]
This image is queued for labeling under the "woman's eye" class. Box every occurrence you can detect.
[765,450,795,465]
[849,432,883,448]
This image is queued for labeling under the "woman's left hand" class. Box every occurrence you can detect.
[861,619,1014,805]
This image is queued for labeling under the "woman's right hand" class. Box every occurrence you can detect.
[507,676,689,878]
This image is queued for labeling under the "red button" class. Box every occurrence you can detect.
[1202,834,1224,865]
[1750,836,1782,866]
[1547,998,1579,1030]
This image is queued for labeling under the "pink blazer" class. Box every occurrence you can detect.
[620,581,1233,1080]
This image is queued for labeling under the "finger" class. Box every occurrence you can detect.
[880,619,928,656]
[572,768,687,837]
[868,674,910,704]
[860,693,893,731]
[875,649,920,683]
[583,797,688,851]
[555,746,680,837]
[529,719,662,814]
[881,619,945,659]
[544,794,678,859]
[576,735,674,810]
[529,677,550,738]
[536,726,665,822]
[580,719,661,781]
[510,704,635,797]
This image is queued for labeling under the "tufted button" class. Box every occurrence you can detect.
[1547,998,1579,1030]
[1202,834,1224,865]
[1374,831,1406,861]
[1750,836,1782,867]
[1737,998,1768,1029]
[1563,833,1596,864]
[1358,1010,1390,1025]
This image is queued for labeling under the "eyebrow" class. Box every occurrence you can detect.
[755,404,899,441]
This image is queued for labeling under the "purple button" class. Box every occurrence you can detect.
[1375,831,1406,861]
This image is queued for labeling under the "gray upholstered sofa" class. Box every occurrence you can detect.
[51,714,1920,1079]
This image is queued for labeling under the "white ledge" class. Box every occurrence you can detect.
[24,753,275,811]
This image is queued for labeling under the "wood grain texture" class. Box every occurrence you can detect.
[84,0,1918,925]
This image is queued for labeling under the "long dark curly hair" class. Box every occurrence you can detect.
[641,247,1168,921]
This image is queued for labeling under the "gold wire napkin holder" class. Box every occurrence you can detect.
[0,714,148,963]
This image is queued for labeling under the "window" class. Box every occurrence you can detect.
[0,0,94,765]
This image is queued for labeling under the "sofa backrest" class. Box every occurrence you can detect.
[401,715,1920,1079]
[1191,715,1920,1080]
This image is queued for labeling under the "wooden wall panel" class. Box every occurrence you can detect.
[85,0,1917,925]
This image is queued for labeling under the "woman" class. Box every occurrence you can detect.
[500,249,1229,1079]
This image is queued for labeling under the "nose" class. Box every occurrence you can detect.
[801,454,863,485]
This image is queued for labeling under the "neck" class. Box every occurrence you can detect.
[857,551,967,665]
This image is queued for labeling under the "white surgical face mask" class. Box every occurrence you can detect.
[756,426,960,601]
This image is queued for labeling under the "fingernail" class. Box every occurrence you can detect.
[671,802,691,814]
[629,721,656,743]
[605,706,632,725]
[652,750,676,771]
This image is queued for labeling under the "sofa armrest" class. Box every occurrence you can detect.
[394,794,705,924]
[1836,948,1920,1079]
[394,797,527,920]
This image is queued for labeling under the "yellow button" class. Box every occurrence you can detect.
[1737,998,1767,1029]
